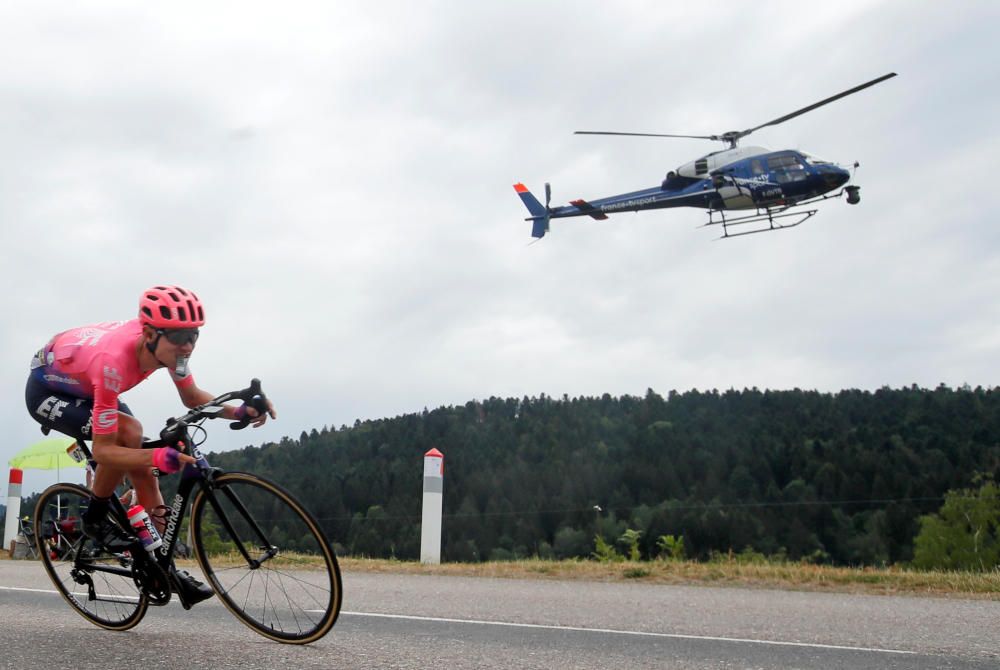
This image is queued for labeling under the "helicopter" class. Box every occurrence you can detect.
[514,73,897,239]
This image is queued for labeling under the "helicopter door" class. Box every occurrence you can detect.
[714,166,755,210]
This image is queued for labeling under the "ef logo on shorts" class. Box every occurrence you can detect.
[36,396,69,421]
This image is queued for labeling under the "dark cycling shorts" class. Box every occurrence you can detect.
[25,370,133,442]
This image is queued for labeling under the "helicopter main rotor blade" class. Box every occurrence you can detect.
[574,131,719,141]
[734,72,897,141]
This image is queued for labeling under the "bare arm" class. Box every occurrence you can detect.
[92,429,152,468]
[177,380,277,426]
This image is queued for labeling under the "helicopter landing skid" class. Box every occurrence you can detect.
[704,206,817,239]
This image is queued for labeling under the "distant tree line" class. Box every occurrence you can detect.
[6,385,999,568]
[202,385,1000,566]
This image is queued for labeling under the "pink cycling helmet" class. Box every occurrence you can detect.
[138,285,206,328]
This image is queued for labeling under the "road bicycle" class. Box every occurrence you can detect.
[33,379,342,644]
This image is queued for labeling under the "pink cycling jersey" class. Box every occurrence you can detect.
[33,319,194,435]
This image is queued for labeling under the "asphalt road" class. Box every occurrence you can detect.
[1,560,997,669]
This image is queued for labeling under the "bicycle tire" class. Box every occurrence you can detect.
[34,483,148,631]
[190,472,342,644]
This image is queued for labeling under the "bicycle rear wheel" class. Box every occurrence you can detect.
[190,472,342,644]
[34,483,148,631]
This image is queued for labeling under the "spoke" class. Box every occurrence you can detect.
[243,570,255,616]
[194,475,339,641]
[273,571,302,632]
[274,571,321,632]
[260,570,272,629]
[36,485,145,628]
[261,568,332,610]
[262,567,331,592]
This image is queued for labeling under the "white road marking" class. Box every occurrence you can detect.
[334,610,918,656]
[1,585,918,656]
[2,584,157,605]
[1,586,55,596]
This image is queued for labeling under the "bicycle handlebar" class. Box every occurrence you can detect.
[159,378,268,441]
[226,378,271,431]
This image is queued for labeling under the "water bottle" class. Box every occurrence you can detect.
[127,505,163,553]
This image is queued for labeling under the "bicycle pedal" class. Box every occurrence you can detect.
[167,570,201,610]
[168,573,194,610]
[148,592,172,607]
[132,555,171,605]
[145,580,172,607]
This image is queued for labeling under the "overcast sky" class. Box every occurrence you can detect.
[2,1,998,492]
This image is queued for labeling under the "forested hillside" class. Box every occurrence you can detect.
[204,385,1000,566]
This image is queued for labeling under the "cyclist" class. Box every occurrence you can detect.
[25,285,276,605]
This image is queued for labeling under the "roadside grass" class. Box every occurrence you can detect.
[4,548,997,599]
[336,556,1000,599]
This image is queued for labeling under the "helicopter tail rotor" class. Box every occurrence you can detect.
[514,182,551,238]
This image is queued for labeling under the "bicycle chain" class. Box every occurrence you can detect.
[131,552,171,606]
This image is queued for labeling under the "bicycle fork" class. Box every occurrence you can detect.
[202,482,279,569]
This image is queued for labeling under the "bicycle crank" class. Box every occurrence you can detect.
[131,553,171,606]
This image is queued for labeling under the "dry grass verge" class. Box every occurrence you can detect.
[4,548,996,599]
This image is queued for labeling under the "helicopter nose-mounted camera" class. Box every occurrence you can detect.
[845,185,861,205]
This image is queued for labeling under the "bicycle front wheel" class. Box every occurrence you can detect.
[190,472,342,644]
[34,483,148,631]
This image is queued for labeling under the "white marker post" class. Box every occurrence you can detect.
[4,469,23,554]
[420,448,444,564]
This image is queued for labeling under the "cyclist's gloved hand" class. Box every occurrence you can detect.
[233,398,277,428]
[152,446,196,474]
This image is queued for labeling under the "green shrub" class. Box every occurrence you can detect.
[656,534,685,561]
[624,567,651,579]
[553,527,589,559]
[913,482,1000,571]
[592,534,623,562]
[618,529,643,561]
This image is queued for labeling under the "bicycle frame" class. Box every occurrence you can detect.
[59,379,276,604]
[70,437,204,567]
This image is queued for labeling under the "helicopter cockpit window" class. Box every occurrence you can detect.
[767,154,803,169]
[751,159,765,176]
[801,153,829,165]
[768,153,807,183]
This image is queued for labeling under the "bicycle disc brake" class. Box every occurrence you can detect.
[131,553,171,606]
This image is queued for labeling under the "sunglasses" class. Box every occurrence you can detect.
[158,328,200,346]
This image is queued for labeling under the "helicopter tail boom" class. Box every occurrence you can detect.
[569,198,609,220]
[514,182,550,238]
